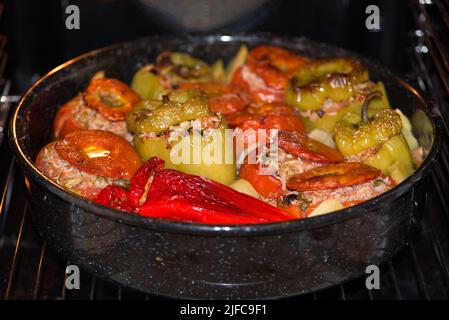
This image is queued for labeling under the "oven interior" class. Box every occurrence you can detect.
[1,0,449,299]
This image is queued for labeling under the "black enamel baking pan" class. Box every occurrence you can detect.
[8,34,443,299]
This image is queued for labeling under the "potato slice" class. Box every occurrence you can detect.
[395,109,419,151]
[229,178,260,198]
[226,45,248,83]
[308,198,344,217]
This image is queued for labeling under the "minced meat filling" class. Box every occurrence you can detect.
[37,142,113,198]
[74,100,132,142]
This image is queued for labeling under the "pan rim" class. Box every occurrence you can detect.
[9,32,444,236]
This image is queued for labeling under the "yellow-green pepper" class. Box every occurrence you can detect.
[127,88,236,185]
[285,58,369,110]
[155,51,213,86]
[334,91,414,182]
[301,82,390,132]
[126,89,211,134]
[131,65,167,100]
[133,128,236,185]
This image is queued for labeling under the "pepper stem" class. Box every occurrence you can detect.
[361,90,382,123]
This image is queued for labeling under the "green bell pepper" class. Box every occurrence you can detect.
[127,88,236,185]
[301,82,390,132]
[334,91,414,182]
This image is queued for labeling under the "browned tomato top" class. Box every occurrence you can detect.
[55,130,142,179]
[287,162,381,191]
[85,78,140,121]
[247,45,309,89]
[278,130,344,163]
[226,103,306,133]
[179,82,251,114]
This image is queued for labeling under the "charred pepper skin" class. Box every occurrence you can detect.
[126,89,211,134]
[285,58,369,111]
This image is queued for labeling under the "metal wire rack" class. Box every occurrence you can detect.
[1,0,449,300]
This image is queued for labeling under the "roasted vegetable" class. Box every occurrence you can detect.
[133,128,236,185]
[307,128,335,147]
[94,185,134,212]
[363,135,414,183]
[229,178,260,198]
[308,199,344,217]
[127,157,294,224]
[211,59,226,83]
[239,161,283,199]
[231,46,309,103]
[154,51,212,87]
[127,89,236,185]
[335,91,414,182]
[396,109,419,150]
[278,130,344,163]
[285,58,369,111]
[301,82,390,132]
[85,78,141,121]
[126,89,211,134]
[246,45,309,90]
[335,99,402,156]
[36,130,142,199]
[53,94,85,139]
[226,45,248,83]
[225,103,306,133]
[54,130,141,179]
[287,162,381,191]
[131,65,167,100]
[53,93,133,141]
[179,82,251,115]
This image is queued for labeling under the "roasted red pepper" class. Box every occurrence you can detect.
[94,185,134,213]
[130,157,295,224]
[128,157,165,209]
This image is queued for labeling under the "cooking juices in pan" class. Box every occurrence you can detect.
[35,45,425,224]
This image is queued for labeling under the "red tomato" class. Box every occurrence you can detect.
[85,78,140,121]
[239,162,283,199]
[231,66,285,104]
[179,82,251,114]
[53,95,85,139]
[55,130,142,179]
[286,162,381,192]
[225,103,306,134]
[247,46,310,88]
[231,46,309,103]
[278,131,344,163]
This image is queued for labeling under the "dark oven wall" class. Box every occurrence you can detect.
[5,0,412,93]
